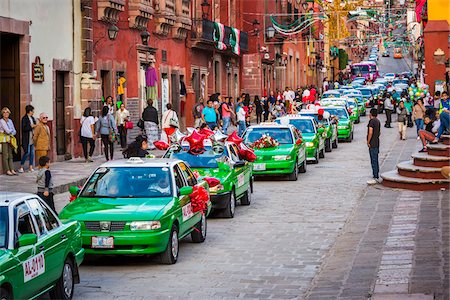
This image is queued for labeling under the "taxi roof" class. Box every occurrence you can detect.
[280,114,315,120]
[99,157,181,168]
[250,122,290,129]
[0,192,35,207]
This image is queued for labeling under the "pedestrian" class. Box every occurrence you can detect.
[384,93,394,128]
[123,135,149,158]
[418,115,439,152]
[19,105,37,173]
[36,156,56,212]
[80,107,96,162]
[263,96,270,121]
[220,97,232,134]
[404,98,413,127]
[202,100,218,130]
[34,113,51,165]
[323,78,329,92]
[412,99,425,137]
[0,107,18,176]
[397,101,408,140]
[254,95,263,124]
[96,105,117,161]
[433,91,441,112]
[115,103,130,149]
[161,103,179,143]
[236,101,246,136]
[367,108,381,185]
[105,95,115,115]
[432,91,450,143]
[193,98,205,128]
[142,99,159,149]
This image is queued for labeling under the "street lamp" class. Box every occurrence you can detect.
[252,19,260,36]
[140,30,150,45]
[201,0,211,20]
[266,26,275,39]
[108,24,119,40]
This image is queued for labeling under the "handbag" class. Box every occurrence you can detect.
[137,118,144,129]
[107,116,116,142]
[168,111,179,128]
[125,120,134,130]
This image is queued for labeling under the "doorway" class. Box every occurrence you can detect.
[171,73,180,116]
[100,70,111,100]
[0,33,21,161]
[55,71,66,156]
[192,69,200,102]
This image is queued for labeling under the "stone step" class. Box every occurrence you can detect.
[397,160,445,180]
[381,170,450,191]
[427,143,450,157]
[442,134,450,145]
[412,152,450,168]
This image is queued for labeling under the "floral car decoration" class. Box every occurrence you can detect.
[250,135,280,149]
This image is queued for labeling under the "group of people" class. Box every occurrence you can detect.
[191,86,319,136]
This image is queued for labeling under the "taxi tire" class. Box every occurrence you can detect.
[161,225,179,264]
[288,161,299,181]
[325,138,332,152]
[299,159,307,173]
[332,138,338,149]
[49,258,74,300]
[241,185,251,206]
[222,191,236,218]
[191,213,207,243]
[0,287,12,300]
[313,151,319,164]
[319,148,325,159]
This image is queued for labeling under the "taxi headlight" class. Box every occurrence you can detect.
[209,184,224,193]
[305,142,314,147]
[130,221,161,231]
[273,155,291,161]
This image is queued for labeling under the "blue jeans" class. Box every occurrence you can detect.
[222,117,231,134]
[206,121,217,130]
[20,144,35,167]
[414,118,424,136]
[437,111,449,139]
[238,121,246,136]
[369,147,379,179]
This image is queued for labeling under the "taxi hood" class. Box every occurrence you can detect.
[252,144,295,155]
[194,168,230,181]
[59,197,174,221]
[301,133,316,141]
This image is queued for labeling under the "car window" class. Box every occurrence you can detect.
[174,165,186,189]
[179,162,197,186]
[29,199,59,232]
[15,203,36,237]
[228,145,240,162]
[27,199,47,236]
[0,207,8,248]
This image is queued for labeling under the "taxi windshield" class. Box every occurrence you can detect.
[324,108,349,119]
[0,207,7,248]
[358,89,372,97]
[288,119,315,133]
[299,113,328,125]
[244,128,293,145]
[170,149,226,168]
[81,167,173,198]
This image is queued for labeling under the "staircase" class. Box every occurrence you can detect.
[381,135,450,191]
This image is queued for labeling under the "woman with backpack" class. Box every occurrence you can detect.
[96,106,117,161]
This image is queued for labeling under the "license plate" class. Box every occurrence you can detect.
[253,163,266,171]
[91,236,114,248]
[23,252,45,282]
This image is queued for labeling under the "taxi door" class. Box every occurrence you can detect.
[293,128,306,165]
[228,144,249,198]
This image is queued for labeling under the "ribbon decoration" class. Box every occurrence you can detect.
[213,22,227,51]
[230,28,241,55]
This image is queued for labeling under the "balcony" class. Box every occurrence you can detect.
[172,0,192,39]
[191,19,248,55]
[154,0,177,35]
[98,0,125,23]
[128,0,154,29]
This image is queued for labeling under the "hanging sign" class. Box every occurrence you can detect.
[32,56,44,82]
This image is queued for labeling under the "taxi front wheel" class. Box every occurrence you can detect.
[0,287,12,300]
[50,258,74,300]
[191,213,207,243]
[161,225,179,264]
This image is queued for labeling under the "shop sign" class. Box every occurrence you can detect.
[32,56,44,82]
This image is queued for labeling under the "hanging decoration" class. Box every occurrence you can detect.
[185,131,207,154]
[230,28,241,55]
[213,22,227,51]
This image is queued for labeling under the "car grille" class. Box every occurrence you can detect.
[84,221,126,232]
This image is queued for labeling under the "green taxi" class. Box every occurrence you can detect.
[346,94,367,116]
[276,116,325,164]
[59,158,211,264]
[0,192,84,300]
[298,110,338,151]
[242,123,307,181]
[164,142,253,218]
[346,98,361,124]
[323,106,354,142]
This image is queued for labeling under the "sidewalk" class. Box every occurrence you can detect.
[0,149,164,195]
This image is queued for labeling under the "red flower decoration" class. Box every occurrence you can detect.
[203,177,221,187]
[185,131,207,154]
[226,131,243,147]
[154,140,170,150]
[189,185,209,213]
[239,148,257,162]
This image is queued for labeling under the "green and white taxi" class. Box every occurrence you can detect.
[323,106,354,142]
[0,192,84,300]
[59,158,211,264]
[242,123,307,181]
[298,110,338,151]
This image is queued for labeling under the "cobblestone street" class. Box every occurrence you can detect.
[46,115,447,299]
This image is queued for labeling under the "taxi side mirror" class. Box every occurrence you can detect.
[69,186,80,196]
[179,186,193,196]
[18,233,37,247]
[318,128,325,134]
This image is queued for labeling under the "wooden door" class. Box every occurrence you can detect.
[55,72,66,155]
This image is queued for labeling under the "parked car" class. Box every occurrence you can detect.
[60,158,212,264]
[384,73,396,82]
[321,90,341,99]
[298,110,339,151]
[345,94,367,116]
[242,123,307,181]
[323,106,354,142]
[382,50,390,57]
[164,142,253,218]
[0,192,84,300]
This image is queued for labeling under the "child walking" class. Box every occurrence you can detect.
[36,156,56,212]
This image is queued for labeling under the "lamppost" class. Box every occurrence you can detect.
[108,24,119,40]
[201,0,211,20]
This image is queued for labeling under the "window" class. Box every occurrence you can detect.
[228,144,240,162]
[15,203,36,237]
[27,199,47,235]
[178,163,197,186]
[30,199,60,231]
[174,165,186,190]
[0,207,8,248]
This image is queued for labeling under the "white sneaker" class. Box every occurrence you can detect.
[367,179,377,185]
[375,178,382,184]
[18,168,24,173]
[417,136,420,140]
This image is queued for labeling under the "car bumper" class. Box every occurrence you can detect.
[306,147,317,160]
[81,229,171,255]
[210,191,231,210]
[75,247,85,266]
[252,160,295,176]
[337,128,351,139]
